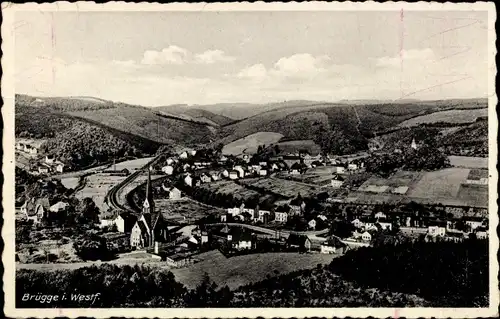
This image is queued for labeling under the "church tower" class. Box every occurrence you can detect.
[411,138,418,150]
[142,167,155,215]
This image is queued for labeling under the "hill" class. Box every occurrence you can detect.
[155,105,234,126]
[16,94,214,147]
[217,99,488,155]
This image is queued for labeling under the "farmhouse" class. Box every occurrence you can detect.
[320,237,347,254]
[286,234,312,252]
[331,174,344,188]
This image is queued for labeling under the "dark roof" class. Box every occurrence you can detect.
[332,174,344,181]
[137,221,148,234]
[230,228,252,242]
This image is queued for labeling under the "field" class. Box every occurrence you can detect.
[398,108,487,127]
[276,166,342,186]
[222,132,284,155]
[60,177,80,189]
[200,180,262,202]
[172,250,337,290]
[274,139,321,155]
[74,173,127,212]
[155,198,224,224]
[448,156,488,169]
[349,167,488,208]
[239,177,320,198]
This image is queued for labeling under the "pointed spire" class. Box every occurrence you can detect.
[143,166,154,214]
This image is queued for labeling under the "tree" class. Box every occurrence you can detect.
[77,197,100,224]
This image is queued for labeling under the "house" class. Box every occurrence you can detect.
[49,201,69,213]
[210,171,220,181]
[259,169,268,176]
[38,165,50,174]
[179,151,189,159]
[21,198,37,221]
[476,229,488,239]
[221,214,228,222]
[200,173,212,184]
[182,163,191,171]
[228,228,253,250]
[32,198,51,224]
[270,163,279,171]
[259,161,268,167]
[227,207,241,217]
[114,213,137,233]
[130,168,170,248]
[166,158,175,165]
[190,150,197,156]
[464,216,486,231]
[317,215,328,222]
[242,154,250,163]
[308,219,317,230]
[351,218,364,229]
[219,155,228,163]
[229,170,239,180]
[332,165,346,174]
[445,231,464,243]
[378,221,393,231]
[45,155,55,164]
[161,165,174,175]
[330,174,344,188]
[201,231,209,244]
[55,162,65,173]
[257,210,271,223]
[411,138,418,150]
[286,234,312,252]
[347,163,358,171]
[361,231,372,242]
[234,166,245,178]
[166,187,182,200]
[320,237,348,254]
[428,225,446,237]
[374,212,387,219]
[221,169,229,178]
[184,174,194,187]
[166,252,194,268]
[289,162,306,175]
[275,211,288,223]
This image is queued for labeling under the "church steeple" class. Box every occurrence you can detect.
[143,166,155,214]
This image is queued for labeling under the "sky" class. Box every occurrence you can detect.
[15,10,490,106]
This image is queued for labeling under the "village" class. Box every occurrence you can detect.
[17,134,489,269]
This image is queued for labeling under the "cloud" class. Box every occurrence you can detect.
[140,46,235,65]
[375,48,436,67]
[194,49,236,64]
[273,53,331,77]
[141,45,190,65]
[237,63,268,80]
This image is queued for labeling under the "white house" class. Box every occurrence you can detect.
[184,174,193,187]
[190,150,197,156]
[271,163,279,171]
[38,165,50,174]
[167,187,182,200]
[55,162,65,173]
[234,166,245,178]
[200,173,212,184]
[331,175,344,188]
[361,231,372,242]
[308,219,317,230]
[317,214,328,222]
[259,169,268,176]
[274,211,288,223]
[464,218,485,231]
[332,166,345,174]
[428,226,446,237]
[363,222,378,231]
[45,155,55,164]
[162,165,174,175]
[210,173,220,181]
[179,151,189,159]
[348,163,358,171]
[320,237,346,254]
[227,207,241,217]
[221,169,229,178]
[374,212,387,219]
[351,218,364,228]
[229,170,239,180]
[378,222,393,231]
[476,231,488,239]
[166,158,175,165]
[182,163,191,171]
[49,201,69,213]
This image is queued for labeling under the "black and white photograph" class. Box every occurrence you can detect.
[2,2,498,318]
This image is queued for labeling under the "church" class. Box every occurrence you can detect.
[130,167,170,249]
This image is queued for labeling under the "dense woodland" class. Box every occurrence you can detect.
[17,239,487,308]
